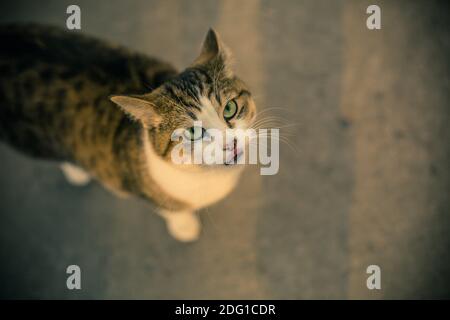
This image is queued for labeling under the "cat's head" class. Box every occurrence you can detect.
[111,29,256,169]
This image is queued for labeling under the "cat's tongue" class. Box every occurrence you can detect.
[225,148,242,165]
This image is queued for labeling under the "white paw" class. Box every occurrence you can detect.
[160,210,201,242]
[60,162,91,186]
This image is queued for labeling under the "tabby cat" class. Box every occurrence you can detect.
[0,25,256,241]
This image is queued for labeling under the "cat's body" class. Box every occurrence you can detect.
[0,25,178,206]
[0,25,256,241]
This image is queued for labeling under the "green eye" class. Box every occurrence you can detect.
[224,100,238,120]
[185,126,204,141]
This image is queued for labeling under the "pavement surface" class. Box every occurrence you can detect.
[0,0,449,299]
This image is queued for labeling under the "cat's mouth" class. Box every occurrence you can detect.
[224,148,244,166]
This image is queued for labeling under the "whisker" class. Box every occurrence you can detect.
[247,131,300,154]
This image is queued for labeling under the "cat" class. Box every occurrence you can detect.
[0,24,256,242]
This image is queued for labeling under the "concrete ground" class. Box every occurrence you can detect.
[0,0,449,299]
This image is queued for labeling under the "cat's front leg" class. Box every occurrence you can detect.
[158,209,201,242]
[60,162,91,186]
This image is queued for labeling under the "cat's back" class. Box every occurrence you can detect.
[0,24,176,159]
[0,24,174,85]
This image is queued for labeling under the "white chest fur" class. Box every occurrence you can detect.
[143,132,242,210]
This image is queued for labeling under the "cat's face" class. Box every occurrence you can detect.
[111,29,256,169]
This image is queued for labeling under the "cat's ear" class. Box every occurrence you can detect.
[110,95,161,128]
[194,28,232,69]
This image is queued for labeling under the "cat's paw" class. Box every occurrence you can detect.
[159,210,201,242]
[60,162,91,186]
